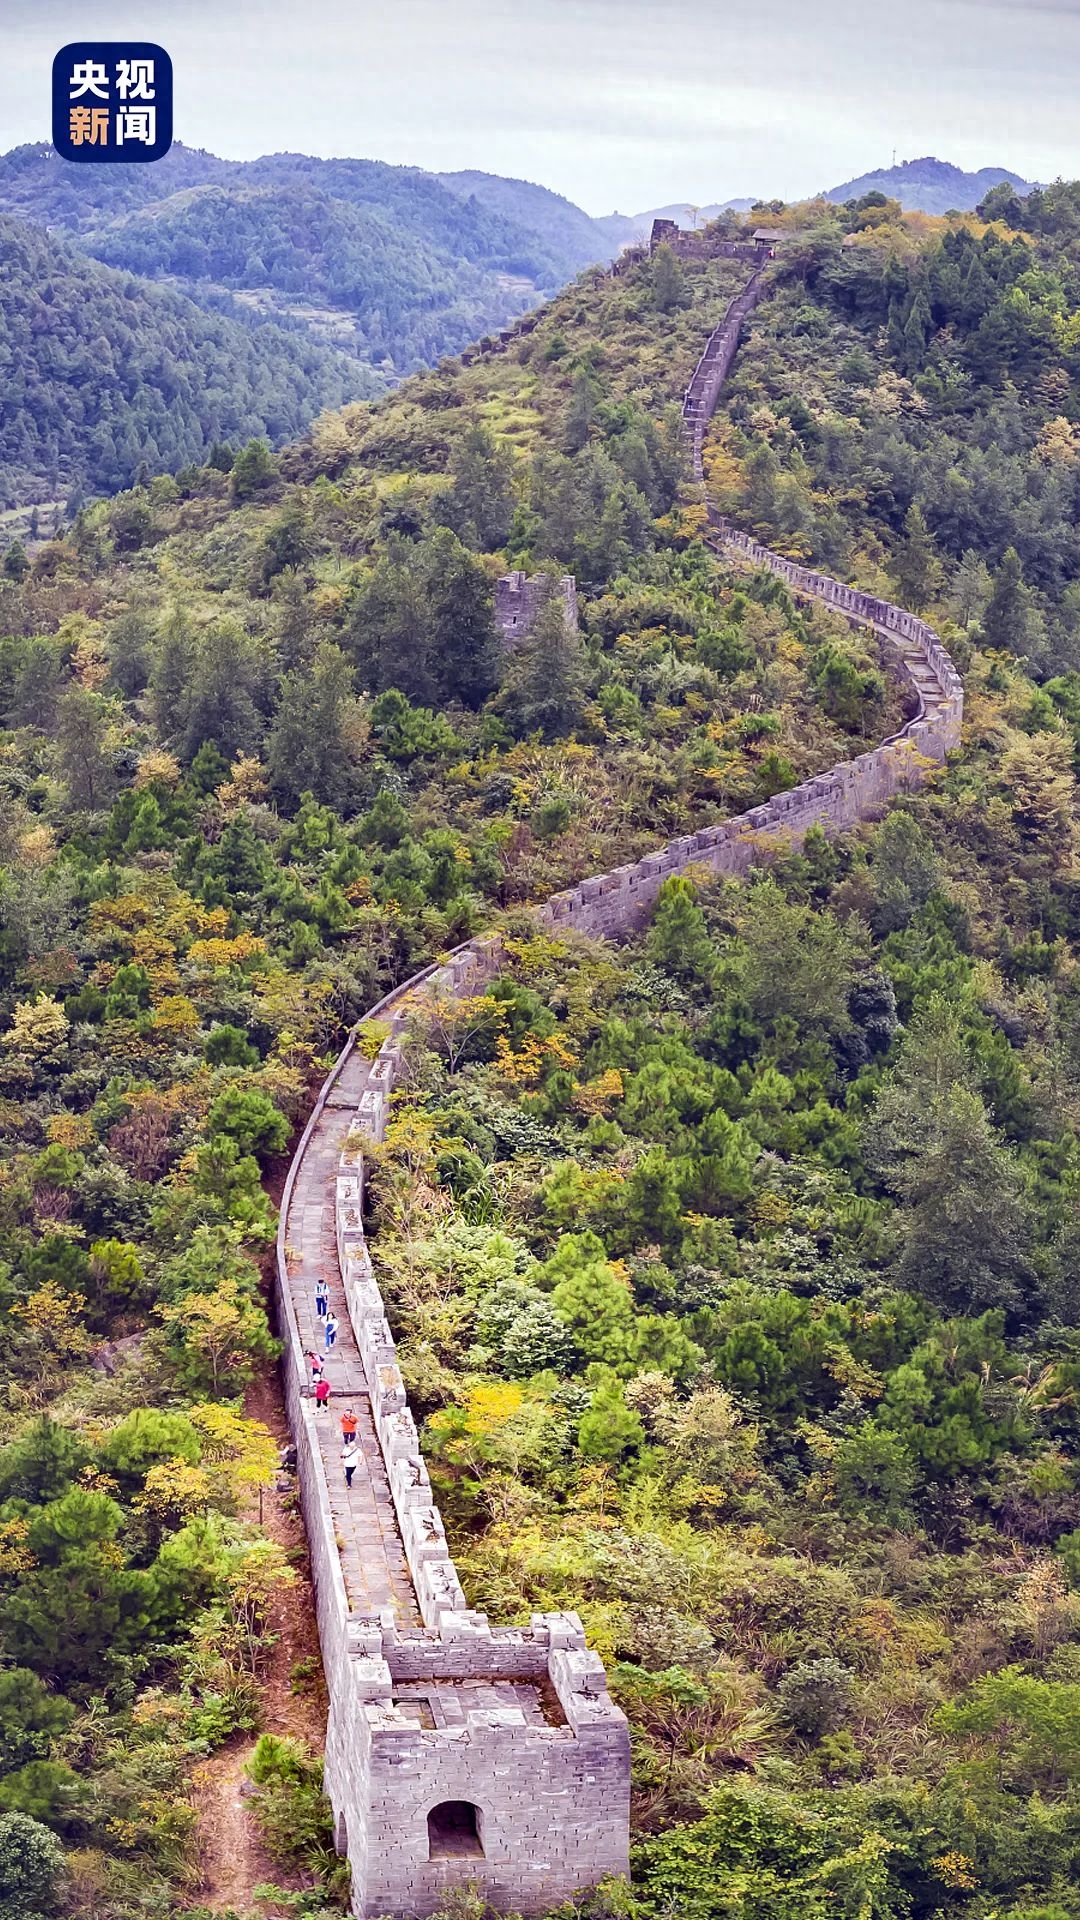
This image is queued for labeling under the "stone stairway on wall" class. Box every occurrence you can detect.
[275,266,963,1919]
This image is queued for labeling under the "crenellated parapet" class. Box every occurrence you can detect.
[275,265,963,1919]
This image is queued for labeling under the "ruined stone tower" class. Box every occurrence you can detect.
[495,569,578,646]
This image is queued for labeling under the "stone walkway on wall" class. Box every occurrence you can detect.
[277,269,962,1656]
[282,1048,420,1627]
[265,257,962,1920]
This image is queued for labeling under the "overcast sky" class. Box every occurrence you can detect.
[6,0,1080,214]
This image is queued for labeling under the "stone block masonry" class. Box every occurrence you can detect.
[275,265,962,1918]
[648,216,767,264]
[495,570,578,647]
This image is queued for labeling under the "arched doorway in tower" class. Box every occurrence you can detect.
[427,1801,484,1859]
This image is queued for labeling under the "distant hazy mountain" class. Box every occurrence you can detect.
[823,157,1037,214]
[597,162,1042,248]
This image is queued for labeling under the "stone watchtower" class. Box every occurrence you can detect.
[649,216,683,251]
[495,570,578,646]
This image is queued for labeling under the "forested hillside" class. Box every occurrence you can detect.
[710,185,1080,679]
[0,215,376,511]
[435,168,617,273]
[0,213,1079,1920]
[0,141,226,231]
[0,145,614,284]
[82,182,547,375]
[0,143,620,383]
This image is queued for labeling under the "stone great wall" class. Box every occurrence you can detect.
[275,259,964,1917]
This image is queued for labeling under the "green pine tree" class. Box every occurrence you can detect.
[982,546,1036,655]
[902,293,933,374]
[894,503,939,610]
[646,876,715,983]
[501,580,586,739]
[650,243,690,315]
[2,540,29,583]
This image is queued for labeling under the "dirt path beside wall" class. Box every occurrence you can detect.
[191,1364,329,1914]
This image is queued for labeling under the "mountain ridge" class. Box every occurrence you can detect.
[823,154,1038,212]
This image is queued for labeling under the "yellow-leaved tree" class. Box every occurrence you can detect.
[1,997,69,1067]
[11,1282,93,1397]
[156,1278,276,1395]
[189,1403,278,1507]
